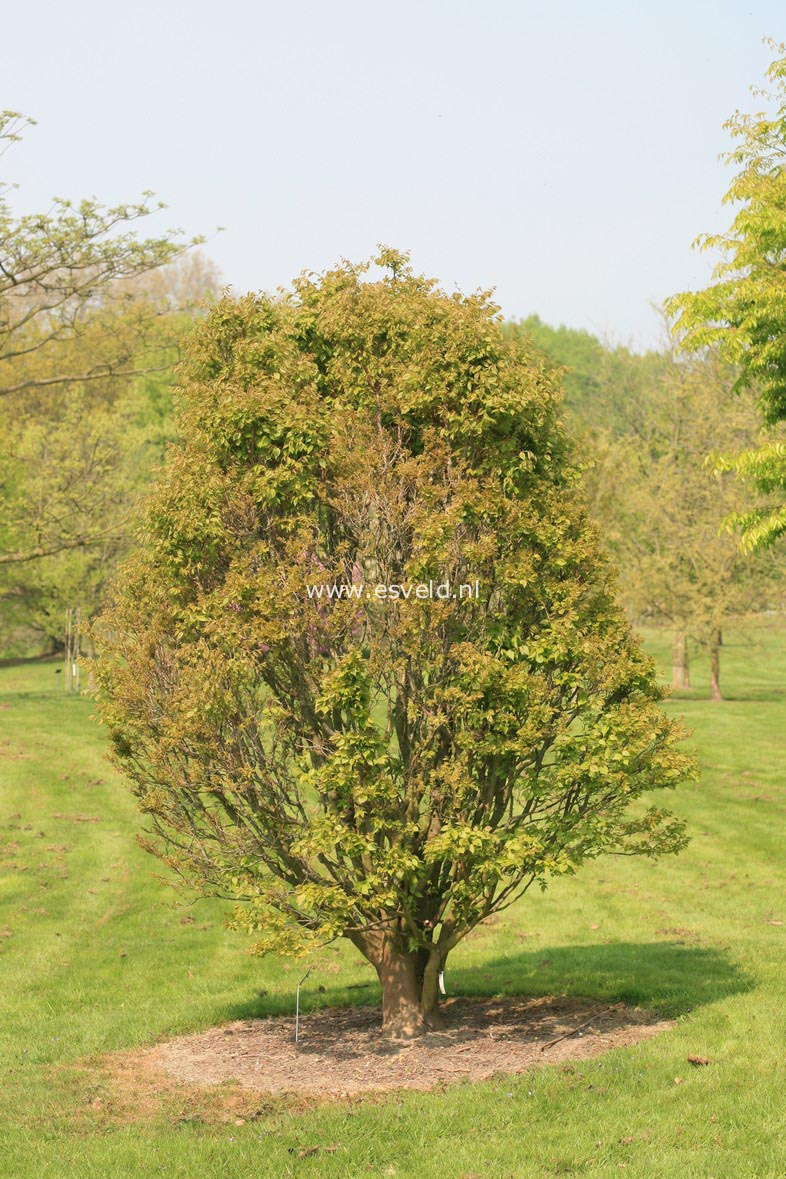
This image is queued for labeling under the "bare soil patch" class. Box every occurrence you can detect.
[132,996,673,1098]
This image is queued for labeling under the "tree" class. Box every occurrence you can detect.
[0,385,149,646]
[510,318,782,695]
[97,252,693,1037]
[0,111,208,573]
[0,254,221,652]
[594,352,782,698]
[504,317,671,440]
[666,41,786,550]
[0,111,200,402]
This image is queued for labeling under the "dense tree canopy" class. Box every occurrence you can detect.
[98,252,693,1035]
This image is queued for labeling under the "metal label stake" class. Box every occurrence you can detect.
[295,968,311,1044]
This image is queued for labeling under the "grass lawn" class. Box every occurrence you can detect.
[0,624,784,1177]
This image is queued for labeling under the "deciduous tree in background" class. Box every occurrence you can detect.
[0,254,221,652]
[0,110,199,403]
[667,41,786,551]
[511,319,784,696]
[593,352,782,700]
[0,110,212,576]
[98,253,693,1036]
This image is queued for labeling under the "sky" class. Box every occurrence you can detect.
[4,1,785,349]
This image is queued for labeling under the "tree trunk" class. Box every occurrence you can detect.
[85,633,97,694]
[369,938,443,1037]
[710,628,723,702]
[671,630,690,690]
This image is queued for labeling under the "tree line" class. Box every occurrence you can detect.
[1,216,781,700]
[507,317,785,698]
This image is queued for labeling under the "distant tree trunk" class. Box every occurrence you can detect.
[85,632,97,693]
[353,933,444,1037]
[672,630,690,690]
[710,628,723,702]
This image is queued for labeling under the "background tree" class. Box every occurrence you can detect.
[510,319,783,695]
[0,255,221,654]
[97,253,693,1037]
[0,110,201,402]
[593,352,782,698]
[505,316,670,440]
[666,41,786,550]
[0,110,210,577]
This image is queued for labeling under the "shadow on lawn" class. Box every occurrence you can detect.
[0,652,58,669]
[221,941,752,1025]
[448,941,753,1017]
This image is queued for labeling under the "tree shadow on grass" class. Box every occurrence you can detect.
[220,941,752,1025]
[448,941,753,1018]
[0,653,58,669]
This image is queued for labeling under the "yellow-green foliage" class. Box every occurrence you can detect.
[98,251,694,975]
[667,41,786,549]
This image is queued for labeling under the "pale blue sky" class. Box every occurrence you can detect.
[4,1,784,347]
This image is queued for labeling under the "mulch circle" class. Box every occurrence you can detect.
[136,996,673,1097]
